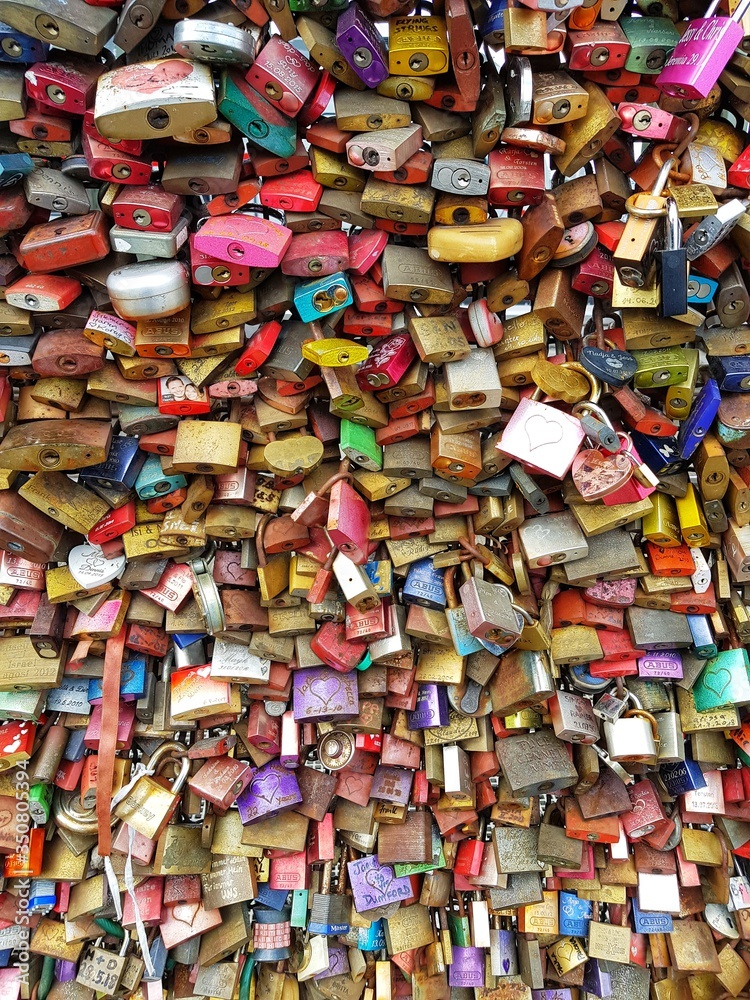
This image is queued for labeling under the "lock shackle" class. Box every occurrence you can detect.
[318,860,333,894]
[512,604,533,626]
[458,535,487,565]
[560,362,601,404]
[542,800,564,826]
[236,204,286,225]
[625,160,675,218]
[145,739,189,772]
[571,400,614,431]
[666,198,682,250]
[444,565,461,609]
[625,688,642,710]
[623,708,660,741]
[186,539,216,576]
[54,788,114,836]
[662,808,683,851]
[592,298,606,351]
[652,145,691,184]
[616,430,636,456]
[316,472,353,497]
[652,112,700,176]
[255,514,270,568]
[731,0,750,22]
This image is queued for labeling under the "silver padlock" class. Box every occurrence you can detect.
[431,158,491,197]
[603,693,660,765]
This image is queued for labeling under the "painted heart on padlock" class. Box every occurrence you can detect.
[68,543,126,589]
[571,449,632,501]
[525,412,564,451]
[502,959,510,974]
[342,773,364,795]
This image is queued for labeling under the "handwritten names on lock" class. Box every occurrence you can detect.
[348,855,412,912]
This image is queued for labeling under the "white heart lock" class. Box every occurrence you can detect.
[68,544,126,589]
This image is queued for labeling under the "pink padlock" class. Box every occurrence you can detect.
[657,0,750,100]
[327,479,370,563]
[192,215,292,269]
[497,397,585,480]
[356,332,417,392]
[617,103,688,142]
[348,229,388,276]
[601,433,657,506]
[467,298,504,347]
[245,37,319,116]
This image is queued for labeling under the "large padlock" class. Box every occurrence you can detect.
[603,706,661,765]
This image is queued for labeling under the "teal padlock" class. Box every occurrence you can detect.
[290,889,308,928]
[134,452,187,500]
[218,70,297,158]
[294,271,353,323]
[693,648,750,712]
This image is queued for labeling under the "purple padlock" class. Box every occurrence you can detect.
[236,759,302,825]
[490,926,518,977]
[292,666,359,722]
[54,962,78,983]
[348,854,413,913]
[315,944,350,981]
[448,947,485,989]
[370,764,413,805]
[335,4,389,88]
[532,991,574,1000]
[637,650,683,679]
[582,959,613,999]
[408,683,449,730]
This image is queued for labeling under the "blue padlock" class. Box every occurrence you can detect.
[559,891,592,937]
[631,899,673,935]
[79,435,146,492]
[660,759,707,797]
[687,274,718,304]
[676,378,721,461]
[629,432,686,476]
[0,22,47,61]
[294,271,353,323]
[708,355,750,392]
[687,613,717,659]
[402,557,446,610]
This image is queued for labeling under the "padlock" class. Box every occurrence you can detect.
[604,704,660,764]
[657,0,750,100]
[113,741,190,839]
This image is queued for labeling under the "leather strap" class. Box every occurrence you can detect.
[96,627,125,857]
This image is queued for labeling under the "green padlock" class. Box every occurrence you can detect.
[340,419,383,472]
[620,16,680,74]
